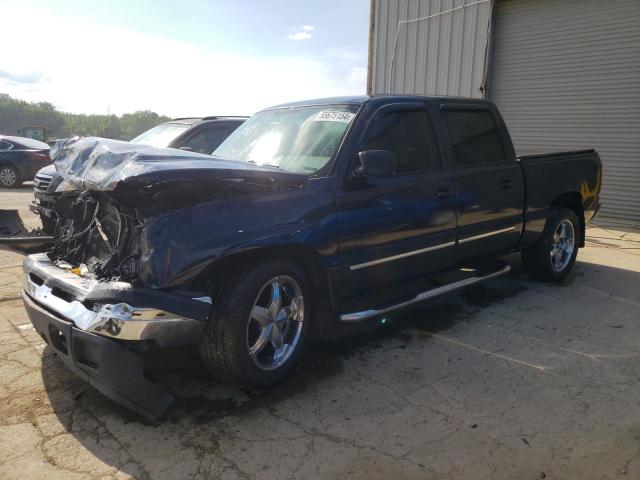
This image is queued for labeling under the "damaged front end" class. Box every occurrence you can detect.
[9,136,308,418]
[49,191,143,282]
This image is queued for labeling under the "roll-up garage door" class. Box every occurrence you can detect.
[489,0,640,223]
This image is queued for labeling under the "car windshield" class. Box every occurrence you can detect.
[213,105,359,174]
[130,123,191,148]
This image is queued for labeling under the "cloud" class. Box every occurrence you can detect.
[0,69,46,84]
[0,3,365,117]
[288,25,315,41]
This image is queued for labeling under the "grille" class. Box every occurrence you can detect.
[34,173,53,193]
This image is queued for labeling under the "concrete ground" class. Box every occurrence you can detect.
[1,185,639,480]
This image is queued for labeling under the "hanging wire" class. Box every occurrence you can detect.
[387,0,491,92]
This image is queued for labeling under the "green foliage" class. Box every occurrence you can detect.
[0,93,171,141]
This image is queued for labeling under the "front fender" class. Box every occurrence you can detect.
[137,182,338,288]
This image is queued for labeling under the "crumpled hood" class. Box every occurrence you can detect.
[51,137,308,197]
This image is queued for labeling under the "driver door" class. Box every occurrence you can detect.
[335,104,457,301]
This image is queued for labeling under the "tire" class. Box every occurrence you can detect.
[522,206,579,282]
[198,259,311,388]
[0,165,20,188]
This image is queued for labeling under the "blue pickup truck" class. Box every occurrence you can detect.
[12,95,601,418]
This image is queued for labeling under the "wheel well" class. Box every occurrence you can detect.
[550,192,585,247]
[192,245,335,333]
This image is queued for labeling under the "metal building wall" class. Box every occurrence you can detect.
[489,0,640,223]
[368,0,493,97]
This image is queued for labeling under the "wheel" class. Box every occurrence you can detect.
[0,165,19,188]
[198,259,310,388]
[522,207,579,281]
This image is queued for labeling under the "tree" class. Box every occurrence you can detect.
[0,93,170,141]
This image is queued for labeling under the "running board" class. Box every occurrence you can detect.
[339,264,511,322]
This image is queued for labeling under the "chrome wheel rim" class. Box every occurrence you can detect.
[0,168,17,187]
[550,219,575,272]
[246,275,304,371]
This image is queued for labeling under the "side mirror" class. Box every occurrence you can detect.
[352,150,397,181]
[179,146,194,152]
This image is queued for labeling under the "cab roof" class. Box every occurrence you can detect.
[265,94,492,111]
[168,116,249,125]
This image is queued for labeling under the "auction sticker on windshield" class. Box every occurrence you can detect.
[314,111,356,123]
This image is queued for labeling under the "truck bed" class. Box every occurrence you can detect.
[518,149,602,245]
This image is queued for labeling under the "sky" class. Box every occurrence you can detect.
[0,0,370,117]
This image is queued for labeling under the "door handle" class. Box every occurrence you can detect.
[436,189,455,200]
[500,178,514,190]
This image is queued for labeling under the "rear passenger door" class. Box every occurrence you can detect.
[441,105,524,263]
[336,104,457,300]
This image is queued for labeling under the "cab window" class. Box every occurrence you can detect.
[443,110,506,166]
[360,110,441,175]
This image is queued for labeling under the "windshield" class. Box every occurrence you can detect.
[213,105,359,174]
[130,123,191,148]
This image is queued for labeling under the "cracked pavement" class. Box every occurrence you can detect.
[1,186,640,479]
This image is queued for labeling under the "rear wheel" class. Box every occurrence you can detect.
[522,207,579,281]
[0,165,19,188]
[198,259,310,387]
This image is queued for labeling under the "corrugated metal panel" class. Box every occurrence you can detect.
[490,0,640,223]
[369,0,493,97]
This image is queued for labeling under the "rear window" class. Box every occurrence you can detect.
[443,110,505,166]
[12,137,49,149]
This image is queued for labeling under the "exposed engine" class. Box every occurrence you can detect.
[50,192,142,281]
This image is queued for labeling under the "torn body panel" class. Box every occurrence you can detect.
[0,209,53,252]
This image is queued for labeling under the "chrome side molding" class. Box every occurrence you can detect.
[349,226,518,271]
[349,241,455,271]
[339,264,511,322]
[458,226,517,244]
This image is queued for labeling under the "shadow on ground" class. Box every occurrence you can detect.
[38,258,639,477]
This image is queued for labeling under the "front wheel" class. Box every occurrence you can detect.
[199,259,310,388]
[522,207,579,282]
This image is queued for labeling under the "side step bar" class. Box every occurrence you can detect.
[339,264,511,322]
